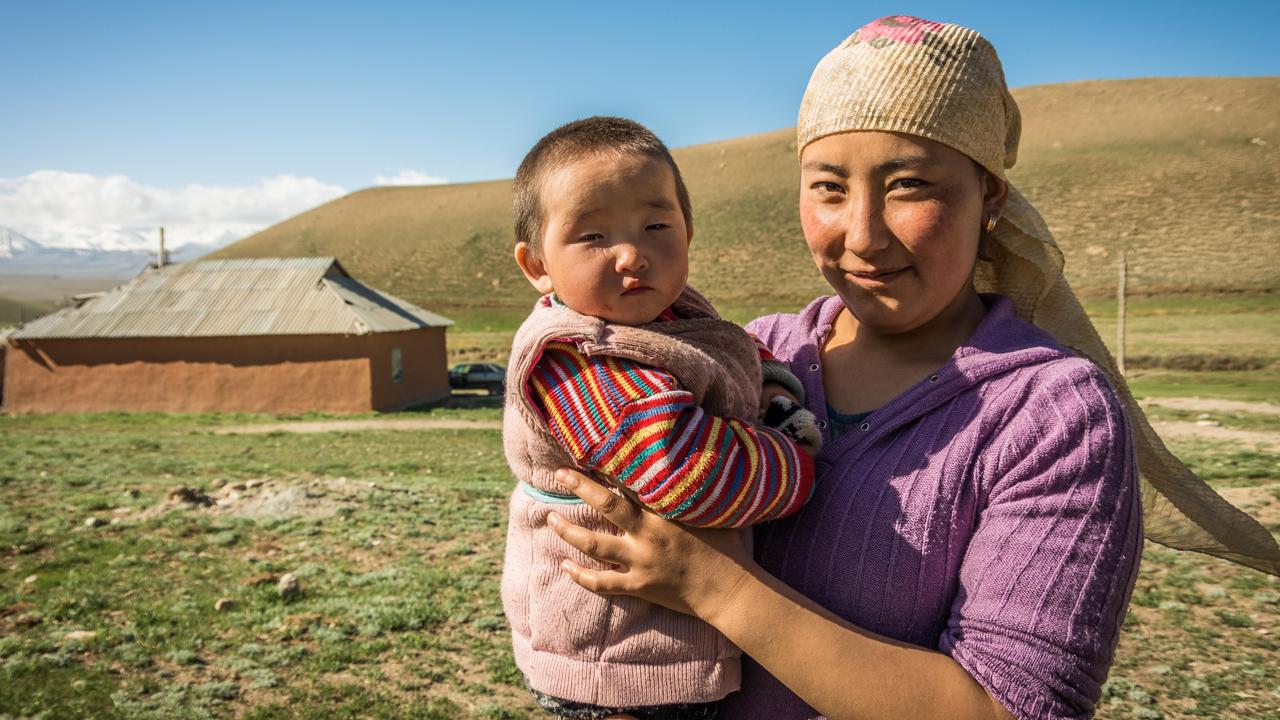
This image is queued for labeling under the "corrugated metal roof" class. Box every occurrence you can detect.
[11,257,452,339]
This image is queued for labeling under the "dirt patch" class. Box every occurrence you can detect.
[1142,397,1280,417]
[226,484,340,520]
[133,478,362,523]
[214,418,501,435]
[1149,420,1280,451]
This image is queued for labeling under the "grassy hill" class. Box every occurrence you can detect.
[212,77,1279,323]
[0,295,58,328]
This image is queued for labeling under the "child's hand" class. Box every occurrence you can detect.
[761,395,822,457]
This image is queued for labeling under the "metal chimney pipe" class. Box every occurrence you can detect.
[158,227,166,268]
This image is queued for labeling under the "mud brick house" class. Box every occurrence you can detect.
[2,257,452,414]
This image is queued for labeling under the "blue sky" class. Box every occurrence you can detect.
[5,1,1278,189]
[1,2,1277,254]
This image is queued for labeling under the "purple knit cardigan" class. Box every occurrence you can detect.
[721,295,1142,720]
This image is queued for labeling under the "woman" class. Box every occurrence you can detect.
[543,16,1280,720]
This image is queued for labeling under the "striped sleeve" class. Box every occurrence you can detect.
[529,341,815,528]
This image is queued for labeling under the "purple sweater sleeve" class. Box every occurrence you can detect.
[939,360,1143,720]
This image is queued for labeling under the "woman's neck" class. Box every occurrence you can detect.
[836,289,987,364]
[822,289,987,414]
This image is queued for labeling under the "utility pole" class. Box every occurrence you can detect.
[1117,251,1127,376]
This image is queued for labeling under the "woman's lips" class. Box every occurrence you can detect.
[845,267,910,285]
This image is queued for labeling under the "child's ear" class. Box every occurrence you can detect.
[514,242,554,295]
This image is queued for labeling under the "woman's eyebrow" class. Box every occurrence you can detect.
[877,156,936,172]
[802,157,938,175]
[801,161,848,176]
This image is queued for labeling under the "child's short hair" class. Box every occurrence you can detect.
[513,116,693,256]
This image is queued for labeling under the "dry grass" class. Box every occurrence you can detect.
[0,295,59,327]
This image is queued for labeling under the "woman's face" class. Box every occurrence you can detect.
[799,131,1005,336]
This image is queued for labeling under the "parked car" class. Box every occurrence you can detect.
[448,362,505,395]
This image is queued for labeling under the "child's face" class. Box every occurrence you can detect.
[515,152,691,325]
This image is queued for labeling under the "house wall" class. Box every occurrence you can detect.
[1,330,448,415]
[366,328,450,411]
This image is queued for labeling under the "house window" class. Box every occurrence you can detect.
[391,347,403,383]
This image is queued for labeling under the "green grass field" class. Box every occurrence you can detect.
[2,377,1277,718]
[5,293,1274,718]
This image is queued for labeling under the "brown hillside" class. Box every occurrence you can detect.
[0,295,58,326]
[212,77,1279,315]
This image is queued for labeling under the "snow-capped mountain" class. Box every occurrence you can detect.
[0,225,229,278]
[18,222,256,254]
[0,169,350,281]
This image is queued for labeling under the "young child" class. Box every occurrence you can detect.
[500,116,820,719]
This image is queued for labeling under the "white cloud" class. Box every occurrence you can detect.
[0,171,348,252]
[372,169,447,186]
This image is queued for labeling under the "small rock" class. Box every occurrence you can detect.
[211,478,227,489]
[112,507,130,515]
[110,517,123,526]
[1150,664,1172,675]
[1202,585,1228,600]
[168,486,214,506]
[277,573,301,600]
[15,612,43,627]
[123,488,140,498]
[1250,137,1270,147]
[1,601,37,617]
[63,630,98,642]
[246,480,262,490]
[214,598,235,612]
[1127,687,1154,704]
[1194,419,1219,427]
[23,575,37,584]
[84,517,107,528]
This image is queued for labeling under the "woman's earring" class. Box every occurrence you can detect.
[985,215,999,233]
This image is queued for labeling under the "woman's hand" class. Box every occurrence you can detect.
[546,467,752,618]
[548,470,1013,720]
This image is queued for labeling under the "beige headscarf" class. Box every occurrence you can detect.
[799,16,1280,575]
